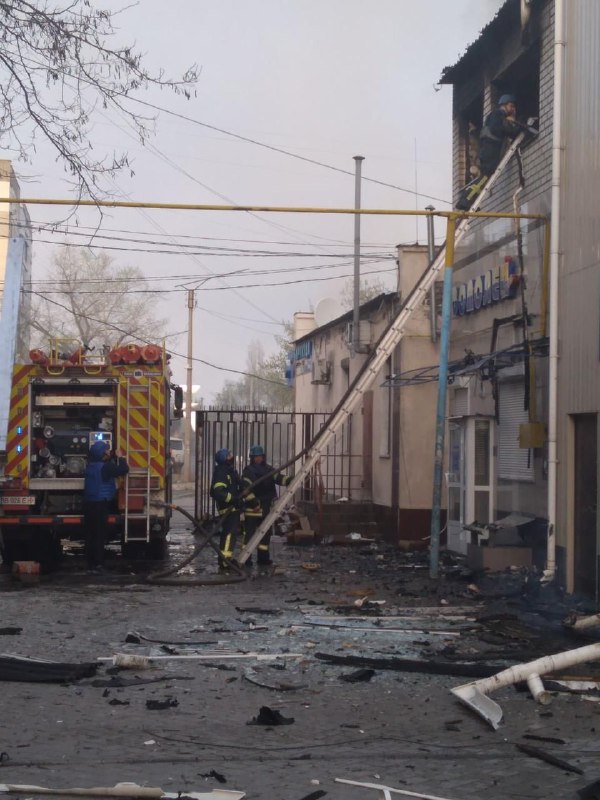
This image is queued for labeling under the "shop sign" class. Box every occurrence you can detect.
[453,257,520,316]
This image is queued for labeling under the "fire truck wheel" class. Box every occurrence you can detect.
[146,536,168,561]
[30,530,63,572]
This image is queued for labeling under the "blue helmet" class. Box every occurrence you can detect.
[498,94,516,106]
[89,440,110,461]
[249,445,264,457]
[215,448,232,465]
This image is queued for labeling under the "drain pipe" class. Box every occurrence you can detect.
[545,0,566,583]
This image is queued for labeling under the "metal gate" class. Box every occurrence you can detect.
[194,409,356,519]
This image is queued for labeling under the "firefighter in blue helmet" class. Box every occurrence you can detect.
[242,445,292,566]
[83,441,129,573]
[210,448,245,570]
[456,94,521,210]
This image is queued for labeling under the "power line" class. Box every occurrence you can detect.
[8,48,452,207]
[24,264,397,293]
[127,95,452,206]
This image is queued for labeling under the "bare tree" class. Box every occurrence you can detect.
[340,276,389,310]
[214,330,293,410]
[0,1,197,196]
[28,246,167,349]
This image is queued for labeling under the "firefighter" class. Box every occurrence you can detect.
[83,441,129,573]
[210,448,244,570]
[456,94,521,211]
[242,445,292,566]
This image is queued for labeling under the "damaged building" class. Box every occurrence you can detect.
[287,0,600,602]
[440,0,600,599]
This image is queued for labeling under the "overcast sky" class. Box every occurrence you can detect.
[17,0,504,403]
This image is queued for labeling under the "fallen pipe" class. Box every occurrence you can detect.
[452,642,600,729]
[335,778,458,800]
[565,612,600,632]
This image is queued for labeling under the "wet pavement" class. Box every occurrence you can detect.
[0,487,599,800]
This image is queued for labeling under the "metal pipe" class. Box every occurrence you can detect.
[429,215,457,579]
[183,289,194,483]
[336,777,459,800]
[526,673,552,705]
[0,195,546,219]
[452,641,600,729]
[545,0,566,583]
[352,156,364,355]
[565,612,600,632]
[426,205,437,342]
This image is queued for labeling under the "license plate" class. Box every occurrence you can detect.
[0,496,36,505]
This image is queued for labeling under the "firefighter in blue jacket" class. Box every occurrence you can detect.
[210,448,247,570]
[242,445,291,566]
[83,441,129,573]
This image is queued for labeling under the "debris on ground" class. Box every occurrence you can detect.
[515,742,584,775]
[0,628,21,636]
[90,675,194,688]
[452,642,600,729]
[242,667,307,692]
[335,777,457,799]
[0,782,245,799]
[0,654,97,683]
[339,668,376,683]
[247,706,294,726]
[145,697,179,710]
[199,770,226,784]
[316,652,503,678]
[578,779,600,799]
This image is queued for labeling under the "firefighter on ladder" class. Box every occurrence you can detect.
[456,94,521,211]
[242,445,292,567]
[210,448,247,571]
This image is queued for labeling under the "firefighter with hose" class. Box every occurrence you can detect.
[242,445,292,567]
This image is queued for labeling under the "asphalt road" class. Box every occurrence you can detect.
[0,488,598,800]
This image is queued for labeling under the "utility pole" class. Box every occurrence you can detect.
[183,289,194,483]
[352,155,364,355]
[429,214,458,579]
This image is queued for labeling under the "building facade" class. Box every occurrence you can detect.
[0,160,32,452]
[441,0,600,598]
[291,246,439,542]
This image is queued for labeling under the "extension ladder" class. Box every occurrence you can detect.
[238,133,526,564]
[123,379,152,543]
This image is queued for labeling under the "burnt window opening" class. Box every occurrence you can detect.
[491,41,541,133]
[459,93,484,185]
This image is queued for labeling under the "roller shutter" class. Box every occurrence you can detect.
[497,381,534,481]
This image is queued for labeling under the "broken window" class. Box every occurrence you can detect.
[459,93,484,185]
[491,40,541,133]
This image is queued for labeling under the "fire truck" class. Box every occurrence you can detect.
[0,339,179,567]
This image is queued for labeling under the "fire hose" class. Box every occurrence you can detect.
[146,503,246,586]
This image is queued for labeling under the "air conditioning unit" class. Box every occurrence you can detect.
[311,358,332,385]
[345,321,372,351]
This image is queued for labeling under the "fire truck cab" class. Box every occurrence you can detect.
[0,339,176,567]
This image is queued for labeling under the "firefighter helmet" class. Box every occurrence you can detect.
[498,94,516,106]
[215,448,232,465]
[249,445,265,457]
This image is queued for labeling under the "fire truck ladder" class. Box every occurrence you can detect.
[123,380,152,543]
[238,132,527,565]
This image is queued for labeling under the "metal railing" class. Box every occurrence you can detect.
[194,408,359,519]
